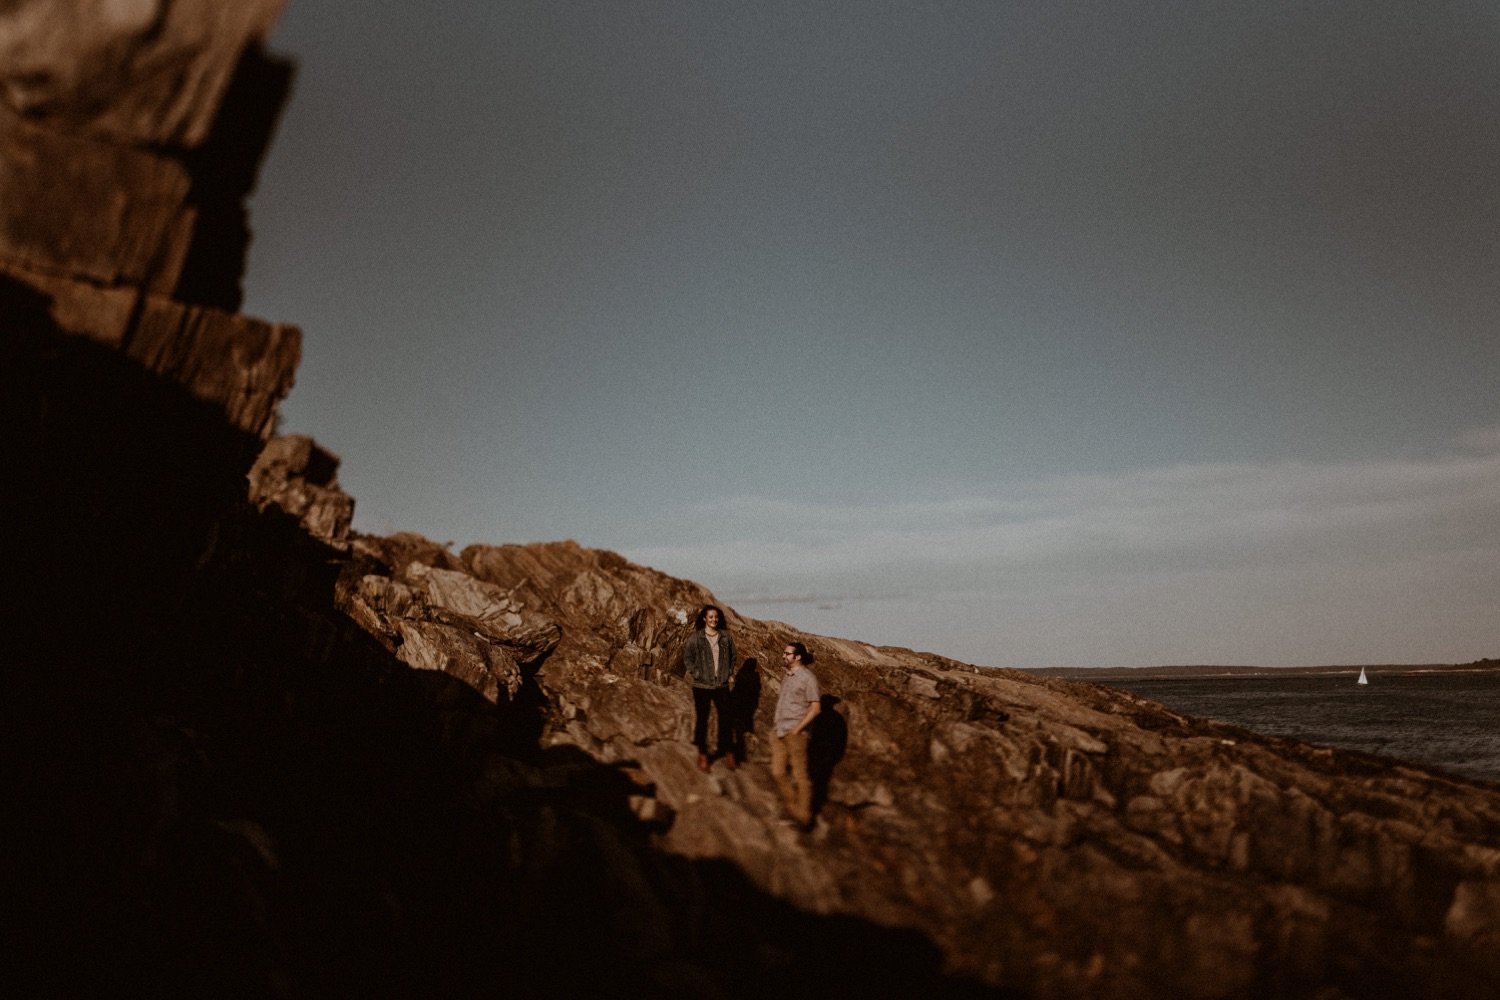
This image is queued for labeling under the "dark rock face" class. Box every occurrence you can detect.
[0,6,1011,996]
[0,0,299,424]
[1,0,298,652]
[5,3,1500,998]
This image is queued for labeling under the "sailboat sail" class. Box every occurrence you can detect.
[1357,666,1369,685]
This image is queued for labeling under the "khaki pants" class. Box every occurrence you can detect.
[769,730,812,824]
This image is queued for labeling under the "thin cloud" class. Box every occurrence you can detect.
[625,427,1500,598]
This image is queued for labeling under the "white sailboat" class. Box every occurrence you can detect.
[1356,666,1369,685]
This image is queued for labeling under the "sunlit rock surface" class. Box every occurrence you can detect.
[5,1,1499,997]
[294,477,1500,998]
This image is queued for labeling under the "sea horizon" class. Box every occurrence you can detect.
[1047,663,1500,785]
[1029,658,1500,680]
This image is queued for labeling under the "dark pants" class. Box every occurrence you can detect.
[691,684,733,756]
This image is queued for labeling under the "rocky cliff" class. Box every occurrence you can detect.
[4,3,1499,998]
[282,448,1500,999]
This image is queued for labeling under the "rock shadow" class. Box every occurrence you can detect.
[1,299,1019,999]
[174,42,296,311]
[809,694,849,817]
[729,656,762,761]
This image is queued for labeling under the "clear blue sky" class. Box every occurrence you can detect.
[244,1,1500,667]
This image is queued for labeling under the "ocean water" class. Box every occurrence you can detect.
[1099,670,1500,785]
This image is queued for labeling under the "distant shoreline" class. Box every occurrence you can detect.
[1029,659,1500,681]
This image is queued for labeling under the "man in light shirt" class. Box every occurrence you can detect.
[770,641,821,828]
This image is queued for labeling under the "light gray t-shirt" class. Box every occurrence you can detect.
[774,666,821,736]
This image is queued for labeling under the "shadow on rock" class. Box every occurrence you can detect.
[729,656,763,762]
[809,695,849,817]
[1,307,1017,999]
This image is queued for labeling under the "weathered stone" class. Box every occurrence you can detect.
[606,643,650,679]
[400,537,1500,999]
[2,260,299,438]
[1445,879,1500,945]
[0,258,138,347]
[407,562,519,623]
[355,574,421,619]
[126,295,299,436]
[566,674,688,746]
[0,0,287,148]
[248,434,354,547]
[907,672,940,698]
[393,619,521,703]
[0,107,196,291]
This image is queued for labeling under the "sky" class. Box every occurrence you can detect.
[243,1,1500,668]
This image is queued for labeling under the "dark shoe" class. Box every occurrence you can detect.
[696,754,710,773]
[723,752,738,771]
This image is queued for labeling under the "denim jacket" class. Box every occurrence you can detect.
[683,630,735,689]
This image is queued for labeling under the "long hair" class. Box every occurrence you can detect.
[695,604,727,631]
